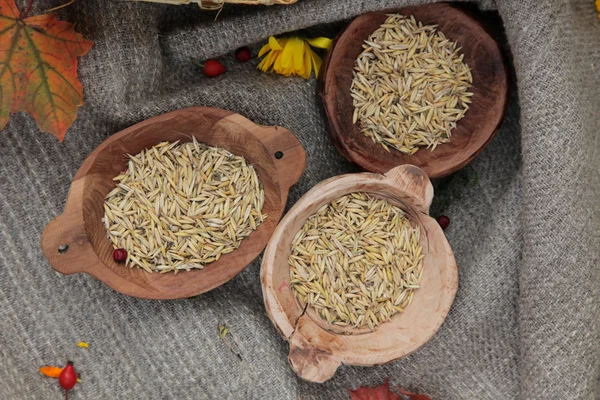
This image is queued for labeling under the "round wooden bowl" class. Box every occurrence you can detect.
[261,165,458,382]
[319,3,509,178]
[41,107,306,299]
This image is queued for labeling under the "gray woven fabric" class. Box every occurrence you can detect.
[1,0,598,399]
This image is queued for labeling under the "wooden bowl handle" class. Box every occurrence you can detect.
[288,335,341,383]
[258,126,307,193]
[383,165,434,214]
[215,113,306,196]
[40,180,97,275]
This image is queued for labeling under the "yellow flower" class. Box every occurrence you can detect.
[257,36,332,79]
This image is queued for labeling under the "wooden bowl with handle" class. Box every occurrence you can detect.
[319,3,509,178]
[41,107,306,299]
[261,164,458,382]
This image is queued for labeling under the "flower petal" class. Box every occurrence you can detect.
[269,36,283,51]
[306,37,332,50]
[281,37,302,68]
[40,366,63,378]
[258,49,278,72]
[293,40,305,72]
[310,49,323,78]
[258,42,271,58]
[273,47,284,73]
[295,43,306,78]
[302,42,312,79]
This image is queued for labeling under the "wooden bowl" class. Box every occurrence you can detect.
[261,165,458,382]
[41,107,306,299]
[319,3,509,178]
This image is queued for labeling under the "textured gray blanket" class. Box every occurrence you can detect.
[1,0,598,399]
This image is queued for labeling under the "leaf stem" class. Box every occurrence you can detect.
[21,0,34,19]
[46,0,76,13]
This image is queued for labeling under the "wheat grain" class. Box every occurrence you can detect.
[351,14,473,155]
[289,192,424,331]
[102,138,266,273]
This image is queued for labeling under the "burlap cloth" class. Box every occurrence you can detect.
[1,0,598,398]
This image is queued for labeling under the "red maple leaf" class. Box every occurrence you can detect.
[348,379,432,400]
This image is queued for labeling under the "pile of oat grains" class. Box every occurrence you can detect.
[289,192,424,331]
[351,14,473,154]
[103,138,266,273]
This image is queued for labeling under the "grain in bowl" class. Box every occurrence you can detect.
[102,138,266,273]
[351,14,473,155]
[289,192,424,331]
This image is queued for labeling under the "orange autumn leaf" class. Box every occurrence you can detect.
[0,0,93,141]
[39,366,62,378]
[40,365,81,382]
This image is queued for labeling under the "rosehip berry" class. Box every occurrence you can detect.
[203,59,226,77]
[235,46,251,62]
[437,215,450,230]
[113,248,127,263]
[59,361,77,391]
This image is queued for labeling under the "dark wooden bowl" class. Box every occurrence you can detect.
[41,107,306,299]
[319,3,509,178]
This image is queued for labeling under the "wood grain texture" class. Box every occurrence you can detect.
[41,107,306,299]
[261,165,458,382]
[319,3,509,178]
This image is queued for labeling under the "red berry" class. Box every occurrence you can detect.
[113,248,127,263]
[203,59,226,77]
[235,46,251,62]
[59,361,77,391]
[437,215,450,230]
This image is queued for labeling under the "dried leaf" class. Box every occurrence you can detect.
[347,379,431,400]
[218,325,229,339]
[40,365,82,382]
[217,324,242,360]
[39,366,62,378]
[0,0,93,141]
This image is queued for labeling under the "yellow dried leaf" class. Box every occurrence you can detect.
[218,325,229,339]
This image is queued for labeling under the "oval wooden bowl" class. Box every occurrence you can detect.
[319,3,509,178]
[41,107,306,299]
[261,165,458,382]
